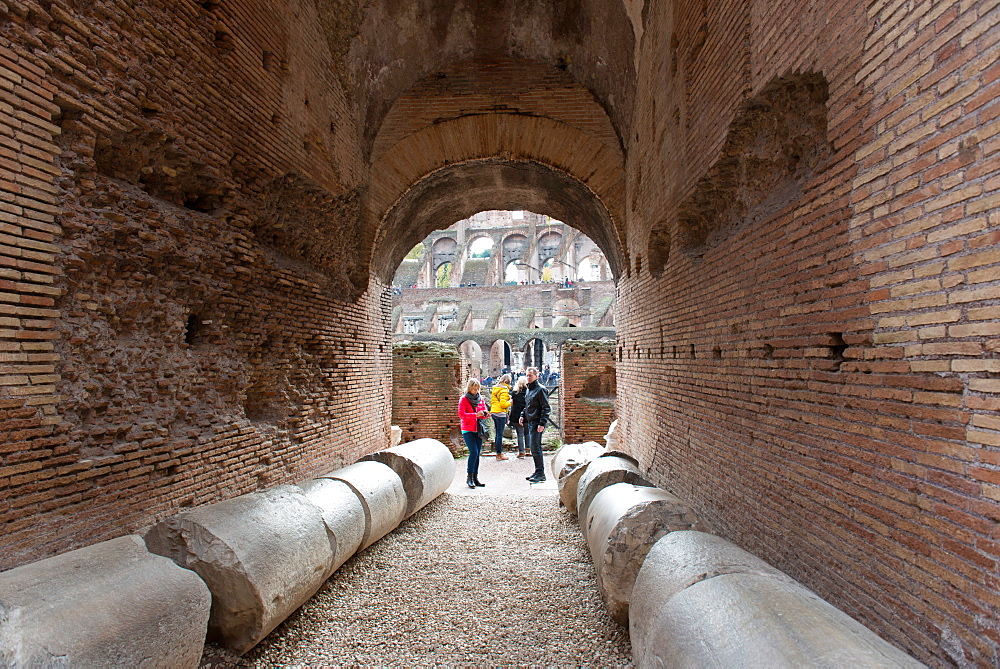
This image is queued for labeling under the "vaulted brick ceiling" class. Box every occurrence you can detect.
[314,0,638,283]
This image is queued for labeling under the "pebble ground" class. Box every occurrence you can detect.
[240,454,633,667]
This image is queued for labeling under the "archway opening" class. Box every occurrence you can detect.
[468,236,493,258]
[435,261,453,288]
[459,340,483,380]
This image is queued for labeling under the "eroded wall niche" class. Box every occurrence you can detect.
[677,71,831,253]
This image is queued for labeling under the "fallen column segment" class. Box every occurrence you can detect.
[317,460,408,550]
[0,535,210,668]
[359,437,454,518]
[143,485,334,654]
[551,441,605,513]
[576,454,652,541]
[630,531,925,668]
[585,483,703,625]
[296,477,367,576]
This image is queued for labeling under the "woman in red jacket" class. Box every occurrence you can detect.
[458,378,489,489]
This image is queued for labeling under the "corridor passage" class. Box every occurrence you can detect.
[245,455,632,666]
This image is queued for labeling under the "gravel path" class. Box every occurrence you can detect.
[243,455,632,667]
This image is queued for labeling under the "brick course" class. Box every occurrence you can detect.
[392,342,463,453]
[560,341,616,445]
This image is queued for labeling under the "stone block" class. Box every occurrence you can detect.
[585,483,702,625]
[550,441,605,513]
[358,438,453,518]
[390,425,403,447]
[296,477,367,575]
[576,455,652,540]
[0,535,210,668]
[318,461,408,549]
[631,531,924,668]
[143,485,334,654]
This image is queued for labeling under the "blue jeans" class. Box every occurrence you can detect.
[463,431,482,476]
[527,420,545,479]
[513,422,526,454]
[492,414,507,454]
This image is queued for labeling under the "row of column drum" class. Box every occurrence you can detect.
[0,438,455,667]
[552,443,925,668]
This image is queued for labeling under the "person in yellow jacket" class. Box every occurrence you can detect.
[489,374,513,460]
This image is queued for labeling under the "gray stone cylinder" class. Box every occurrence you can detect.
[551,440,605,480]
[631,531,925,668]
[143,485,334,654]
[576,455,652,540]
[358,438,454,517]
[296,477,367,574]
[551,442,605,513]
[319,461,408,550]
[585,483,702,625]
[0,535,210,668]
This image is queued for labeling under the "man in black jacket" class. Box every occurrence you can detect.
[519,366,550,483]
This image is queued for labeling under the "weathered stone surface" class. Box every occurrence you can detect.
[359,438,454,518]
[318,461,408,549]
[0,535,210,668]
[143,485,334,654]
[631,532,924,668]
[551,441,606,513]
[576,455,651,540]
[642,573,924,668]
[296,478,367,574]
[585,483,702,624]
[390,425,403,447]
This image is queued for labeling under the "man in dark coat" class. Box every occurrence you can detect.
[520,366,550,483]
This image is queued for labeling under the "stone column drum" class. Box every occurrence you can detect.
[143,485,334,654]
[296,477,367,575]
[319,461,408,550]
[630,531,925,668]
[576,454,651,540]
[0,535,211,668]
[550,441,605,513]
[585,483,702,625]
[358,438,454,518]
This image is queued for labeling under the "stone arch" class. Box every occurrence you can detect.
[459,340,483,380]
[504,259,525,284]
[554,298,582,327]
[434,261,454,288]
[489,340,512,378]
[524,338,546,370]
[536,230,563,267]
[430,236,457,269]
[577,252,609,281]
[466,234,494,259]
[501,233,529,283]
[367,110,627,284]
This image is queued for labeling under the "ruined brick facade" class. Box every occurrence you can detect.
[2,0,998,664]
[392,342,463,452]
[560,341,616,445]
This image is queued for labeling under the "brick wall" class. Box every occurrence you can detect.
[0,36,65,559]
[560,341,616,445]
[618,0,999,665]
[392,342,463,453]
[0,1,392,570]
